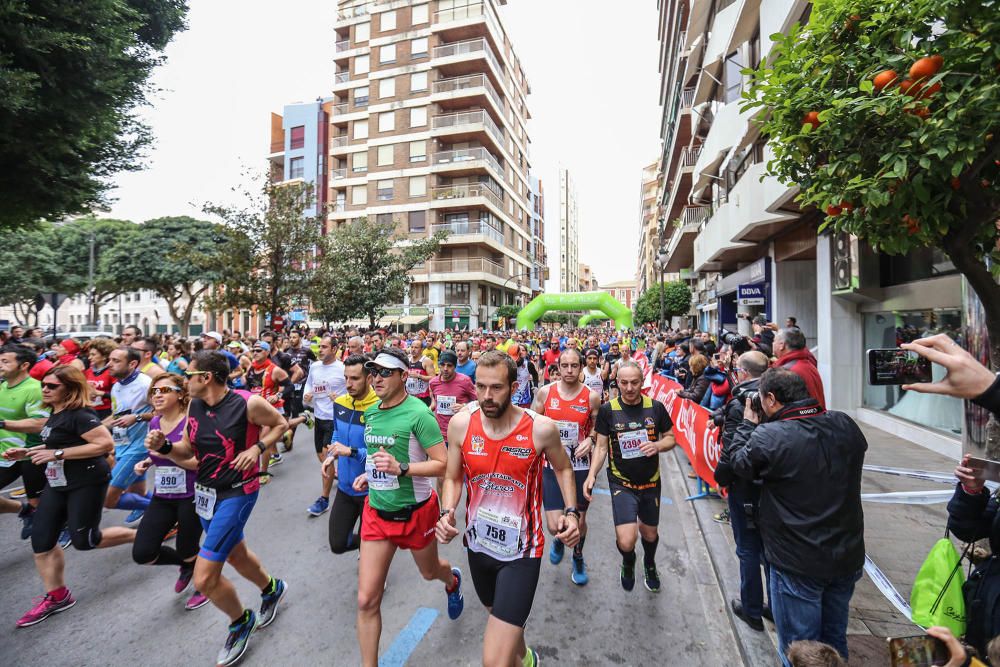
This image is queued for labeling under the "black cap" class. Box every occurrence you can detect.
[439,351,458,366]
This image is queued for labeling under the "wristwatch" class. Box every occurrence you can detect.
[563,507,581,519]
[0,419,5,429]
[398,462,410,477]
[54,449,64,461]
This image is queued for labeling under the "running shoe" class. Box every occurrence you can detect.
[18,503,34,540]
[570,556,588,586]
[713,509,730,524]
[259,472,272,486]
[258,578,287,628]
[185,591,210,610]
[8,486,26,499]
[125,508,145,524]
[216,610,257,667]
[175,565,194,594]
[58,526,71,550]
[303,411,315,429]
[548,538,564,565]
[446,567,464,620]
[307,496,329,517]
[523,647,539,667]
[620,563,635,591]
[16,590,76,627]
[643,566,661,593]
[268,453,283,467]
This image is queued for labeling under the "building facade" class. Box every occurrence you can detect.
[636,160,662,296]
[559,167,580,293]
[269,0,543,330]
[601,280,637,310]
[527,174,548,297]
[578,262,597,293]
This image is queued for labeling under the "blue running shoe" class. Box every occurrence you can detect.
[620,563,635,591]
[446,567,464,620]
[307,496,329,517]
[18,503,34,540]
[125,508,144,524]
[217,609,257,666]
[58,526,71,550]
[571,556,588,586]
[549,539,564,565]
[259,578,287,628]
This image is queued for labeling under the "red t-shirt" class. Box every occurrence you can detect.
[84,365,116,412]
[542,349,560,380]
[429,373,477,440]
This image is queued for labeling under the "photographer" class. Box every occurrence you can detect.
[729,369,867,667]
[713,351,771,632]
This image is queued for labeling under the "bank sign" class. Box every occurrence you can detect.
[737,283,767,306]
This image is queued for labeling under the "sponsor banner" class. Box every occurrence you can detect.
[649,374,720,489]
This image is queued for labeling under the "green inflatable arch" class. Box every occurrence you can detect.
[516,292,634,330]
[578,310,611,327]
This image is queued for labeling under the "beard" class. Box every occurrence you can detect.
[479,396,511,419]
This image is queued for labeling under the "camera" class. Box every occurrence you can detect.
[720,328,752,355]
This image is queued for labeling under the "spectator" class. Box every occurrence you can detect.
[678,354,710,403]
[785,316,800,331]
[751,315,775,356]
[23,339,54,381]
[730,369,867,666]
[700,357,731,411]
[773,328,826,409]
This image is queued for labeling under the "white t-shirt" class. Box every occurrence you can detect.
[304,360,347,420]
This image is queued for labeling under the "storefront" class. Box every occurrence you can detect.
[716,257,772,335]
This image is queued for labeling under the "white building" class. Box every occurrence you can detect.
[559,167,579,293]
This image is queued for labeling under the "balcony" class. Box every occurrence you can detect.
[330,136,350,153]
[269,139,284,154]
[434,1,503,48]
[431,183,503,211]
[433,38,503,81]
[334,71,350,85]
[432,110,504,148]
[426,257,506,279]
[331,102,349,116]
[682,87,695,107]
[433,147,502,177]
[335,39,350,52]
[330,168,347,180]
[431,221,504,245]
[682,206,711,227]
[337,4,368,20]
[681,145,702,168]
[433,74,503,114]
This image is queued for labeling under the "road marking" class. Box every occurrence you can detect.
[592,487,673,505]
[379,607,439,667]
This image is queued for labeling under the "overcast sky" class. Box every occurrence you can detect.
[105,0,662,289]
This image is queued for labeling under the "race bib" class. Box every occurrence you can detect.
[112,426,129,446]
[406,377,429,395]
[194,483,217,520]
[155,466,187,495]
[436,395,457,416]
[556,421,580,447]
[619,429,650,460]
[313,382,329,395]
[46,460,67,487]
[365,454,400,491]
[474,507,521,557]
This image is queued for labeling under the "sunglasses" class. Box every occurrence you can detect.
[252,348,266,353]
[370,367,399,378]
[184,370,211,377]
[151,386,182,396]
[41,382,63,390]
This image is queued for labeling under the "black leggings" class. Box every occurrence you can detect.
[0,460,47,500]
[329,490,365,554]
[32,482,108,554]
[133,496,202,566]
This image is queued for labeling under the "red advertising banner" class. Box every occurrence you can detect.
[648,374,722,490]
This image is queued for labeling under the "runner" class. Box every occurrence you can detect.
[283,329,318,452]
[454,341,477,382]
[130,373,208,610]
[352,348,464,667]
[320,353,378,553]
[584,362,675,592]
[428,351,476,448]
[132,337,166,379]
[436,351,581,667]
[84,338,117,419]
[303,336,347,517]
[121,325,141,347]
[531,347,600,586]
[145,350,288,666]
[244,341,290,484]
[541,337,560,382]
[510,345,538,409]
[582,348,606,401]
[4,365,135,627]
[604,341,623,399]
[104,346,153,523]
[405,340,435,406]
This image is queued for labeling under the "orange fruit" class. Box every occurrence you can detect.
[898,80,914,95]
[839,201,855,212]
[873,70,898,92]
[918,82,941,99]
[802,111,821,129]
[826,204,842,217]
[910,56,941,81]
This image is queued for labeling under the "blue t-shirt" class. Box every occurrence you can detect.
[455,360,477,383]
[110,371,152,452]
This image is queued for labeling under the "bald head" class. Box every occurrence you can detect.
[737,351,770,378]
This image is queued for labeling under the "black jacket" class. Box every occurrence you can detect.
[730,398,868,578]
[678,373,709,403]
[974,374,1000,419]
[714,378,761,489]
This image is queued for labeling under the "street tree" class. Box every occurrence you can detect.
[0,224,61,325]
[744,0,1000,364]
[204,175,322,324]
[312,216,446,328]
[634,281,693,326]
[0,1,188,228]
[100,216,233,336]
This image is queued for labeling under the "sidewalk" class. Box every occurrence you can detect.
[677,421,959,667]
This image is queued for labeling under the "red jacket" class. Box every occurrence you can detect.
[774,348,826,409]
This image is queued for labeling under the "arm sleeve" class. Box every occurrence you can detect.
[413,406,445,448]
[973,375,1000,419]
[728,422,766,480]
[25,387,50,419]
[303,367,314,394]
[595,404,611,437]
[75,409,103,435]
[946,483,996,543]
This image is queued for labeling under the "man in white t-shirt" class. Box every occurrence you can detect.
[303,336,347,517]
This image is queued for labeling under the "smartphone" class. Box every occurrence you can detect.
[867,349,933,386]
[966,456,1000,484]
[887,634,949,667]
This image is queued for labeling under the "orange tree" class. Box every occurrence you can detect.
[744,0,1000,362]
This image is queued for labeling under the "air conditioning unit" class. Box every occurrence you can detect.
[831,232,880,302]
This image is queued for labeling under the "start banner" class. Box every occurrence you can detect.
[648,374,721,489]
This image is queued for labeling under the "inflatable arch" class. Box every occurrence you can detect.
[578,311,611,327]
[516,292,634,330]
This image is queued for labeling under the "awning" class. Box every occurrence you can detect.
[399,315,429,325]
[377,315,399,327]
[698,302,718,312]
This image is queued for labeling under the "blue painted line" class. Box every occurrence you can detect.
[379,607,439,667]
[592,486,673,505]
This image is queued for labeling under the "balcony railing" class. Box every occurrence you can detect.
[335,39,350,52]
[331,200,347,212]
[677,31,687,53]
[434,1,502,42]
[682,87,696,107]
[337,4,368,20]
[431,183,503,210]
[433,38,503,77]
[434,74,503,113]
[432,110,504,146]
[330,168,347,180]
[433,147,502,176]
[334,71,350,84]
[431,221,504,244]
[681,206,711,226]
[427,257,506,279]
[269,139,283,153]
[331,102,349,115]
[681,145,702,167]
[330,136,349,149]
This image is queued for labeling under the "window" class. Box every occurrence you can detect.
[410,283,428,304]
[409,106,427,127]
[724,50,744,104]
[409,176,426,197]
[354,86,369,106]
[412,4,429,24]
[445,282,470,304]
[290,126,305,150]
[356,54,370,75]
[411,38,428,59]
[353,119,368,139]
[377,144,394,166]
[355,22,370,42]
[289,156,304,179]
[380,10,396,31]
[410,71,428,92]
[377,179,394,200]
[409,140,426,161]
[378,111,395,132]
[351,185,368,205]
[352,151,368,173]
[379,77,395,99]
[408,210,426,232]
[380,44,396,64]
[376,213,394,225]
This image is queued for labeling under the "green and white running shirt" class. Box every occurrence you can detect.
[363,395,444,512]
[0,376,49,459]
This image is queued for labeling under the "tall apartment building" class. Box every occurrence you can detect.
[636,160,662,295]
[559,167,579,292]
[269,0,541,330]
[657,0,972,456]
[527,174,548,298]
[578,262,596,293]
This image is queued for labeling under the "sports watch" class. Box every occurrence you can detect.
[398,462,410,477]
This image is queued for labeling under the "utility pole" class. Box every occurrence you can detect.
[87,232,95,327]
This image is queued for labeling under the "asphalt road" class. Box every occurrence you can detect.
[0,426,742,666]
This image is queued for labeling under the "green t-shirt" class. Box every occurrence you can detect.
[363,395,444,512]
[0,376,48,456]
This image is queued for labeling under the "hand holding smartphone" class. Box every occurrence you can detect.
[867,349,933,386]
[887,634,948,667]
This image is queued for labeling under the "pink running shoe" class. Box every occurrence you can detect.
[16,590,76,627]
[185,591,210,611]
[175,565,194,594]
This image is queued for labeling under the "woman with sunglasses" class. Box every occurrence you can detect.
[3,365,135,627]
[131,373,208,610]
